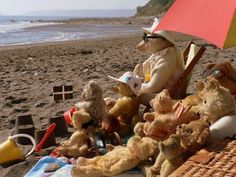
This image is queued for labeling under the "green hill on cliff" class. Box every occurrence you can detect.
[136,0,174,16]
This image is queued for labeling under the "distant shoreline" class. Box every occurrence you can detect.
[0,16,153,47]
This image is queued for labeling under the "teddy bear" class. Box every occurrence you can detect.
[134,89,194,141]
[203,62,236,94]
[147,119,210,177]
[75,80,106,125]
[133,18,184,105]
[197,77,236,125]
[60,109,98,158]
[71,136,159,177]
[102,72,141,136]
[148,134,186,177]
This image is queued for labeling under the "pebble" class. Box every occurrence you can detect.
[34,102,46,107]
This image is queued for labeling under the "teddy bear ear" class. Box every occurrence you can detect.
[162,89,170,96]
[205,63,215,69]
[194,80,205,92]
[205,77,220,91]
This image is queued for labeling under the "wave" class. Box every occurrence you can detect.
[0,21,59,34]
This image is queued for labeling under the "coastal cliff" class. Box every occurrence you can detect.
[136,0,174,16]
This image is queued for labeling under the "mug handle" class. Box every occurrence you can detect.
[11,134,36,157]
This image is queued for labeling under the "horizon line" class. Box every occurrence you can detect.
[0,8,136,16]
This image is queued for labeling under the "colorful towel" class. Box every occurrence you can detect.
[24,156,72,177]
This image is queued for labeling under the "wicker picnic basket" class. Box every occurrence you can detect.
[170,139,236,177]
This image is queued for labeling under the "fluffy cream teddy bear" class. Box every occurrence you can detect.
[197,77,236,124]
[71,136,159,177]
[75,80,106,125]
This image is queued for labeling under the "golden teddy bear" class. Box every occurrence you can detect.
[102,72,141,136]
[147,119,210,177]
[60,109,98,158]
[71,136,159,177]
[75,80,106,125]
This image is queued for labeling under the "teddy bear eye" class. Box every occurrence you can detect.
[204,100,207,104]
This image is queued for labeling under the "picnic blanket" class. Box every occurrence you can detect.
[24,156,72,177]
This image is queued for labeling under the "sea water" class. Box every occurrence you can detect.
[0,16,141,46]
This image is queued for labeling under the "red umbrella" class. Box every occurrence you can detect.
[153,0,236,49]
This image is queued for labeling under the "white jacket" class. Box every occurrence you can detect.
[140,46,184,94]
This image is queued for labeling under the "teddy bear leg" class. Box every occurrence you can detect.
[160,162,176,177]
[103,159,139,176]
[150,153,165,174]
[71,165,103,177]
[146,169,159,177]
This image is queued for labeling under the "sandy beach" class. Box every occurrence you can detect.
[0,18,236,177]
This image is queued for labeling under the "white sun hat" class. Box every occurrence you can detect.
[143,17,176,45]
[108,72,141,95]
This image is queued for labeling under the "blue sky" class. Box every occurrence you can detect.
[0,0,150,15]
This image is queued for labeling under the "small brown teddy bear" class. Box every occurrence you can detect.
[60,109,97,158]
[147,119,210,177]
[71,136,159,177]
[102,72,141,136]
[75,80,106,125]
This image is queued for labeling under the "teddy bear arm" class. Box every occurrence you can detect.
[133,122,145,137]
[133,63,144,79]
[109,97,133,117]
[143,112,155,121]
[63,131,87,147]
[75,101,90,110]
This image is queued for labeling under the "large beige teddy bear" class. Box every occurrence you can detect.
[75,80,106,125]
[71,136,159,177]
[60,109,97,157]
[134,18,184,105]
